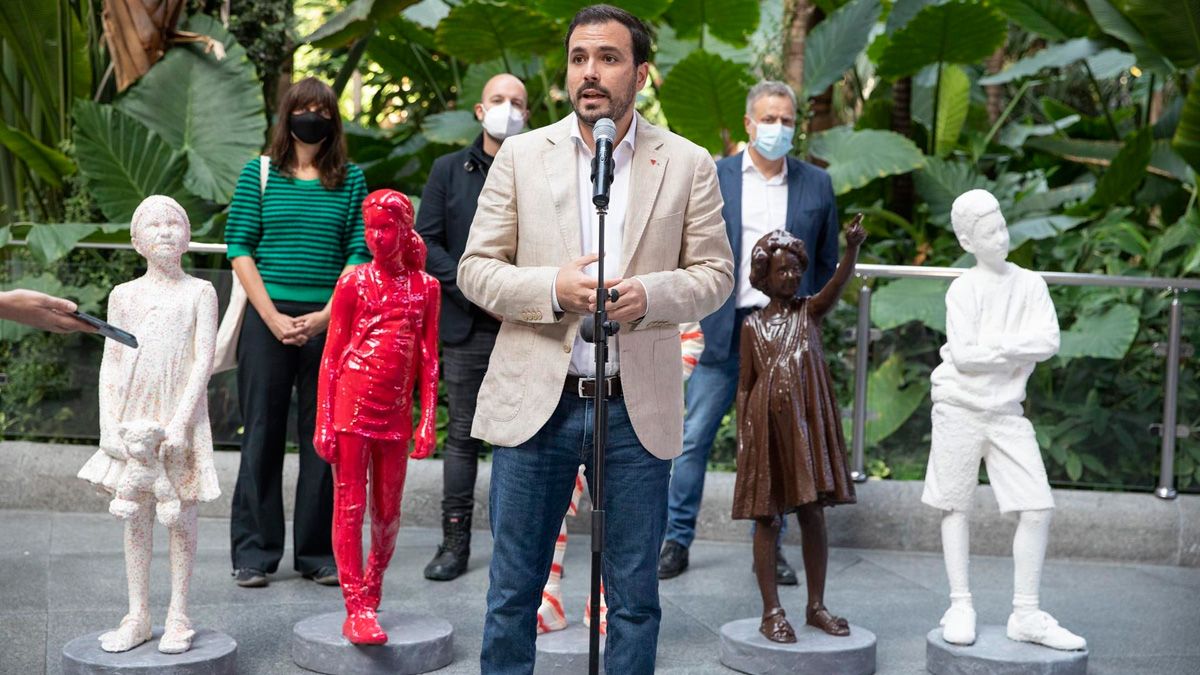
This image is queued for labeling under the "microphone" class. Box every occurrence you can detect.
[590,118,616,208]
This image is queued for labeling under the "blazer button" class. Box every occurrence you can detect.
[563,344,571,353]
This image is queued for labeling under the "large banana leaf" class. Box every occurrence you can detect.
[876,1,1007,79]
[435,1,561,64]
[993,0,1092,41]
[23,223,127,265]
[840,353,931,447]
[0,118,75,188]
[871,277,949,332]
[422,111,482,146]
[1059,304,1139,359]
[808,127,926,194]
[654,23,752,80]
[536,0,671,20]
[977,39,1101,86]
[72,100,208,226]
[1008,214,1088,248]
[1083,0,1175,76]
[913,157,991,220]
[117,16,266,204]
[1119,0,1200,69]
[1089,128,1153,206]
[658,51,751,155]
[304,0,422,48]
[802,0,882,99]
[933,65,969,157]
[665,0,760,47]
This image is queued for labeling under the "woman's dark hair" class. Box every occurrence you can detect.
[565,4,653,65]
[268,77,347,190]
[748,229,809,293]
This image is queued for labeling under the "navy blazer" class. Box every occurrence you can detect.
[699,152,840,364]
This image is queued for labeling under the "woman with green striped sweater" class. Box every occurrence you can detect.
[225,77,370,589]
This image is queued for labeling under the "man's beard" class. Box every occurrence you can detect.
[572,81,636,125]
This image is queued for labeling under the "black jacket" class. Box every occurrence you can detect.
[416,134,501,345]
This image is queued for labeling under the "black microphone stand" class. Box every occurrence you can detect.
[582,144,617,675]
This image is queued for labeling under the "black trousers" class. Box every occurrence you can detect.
[441,327,498,517]
[230,300,335,575]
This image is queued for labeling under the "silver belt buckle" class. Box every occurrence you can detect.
[577,377,593,398]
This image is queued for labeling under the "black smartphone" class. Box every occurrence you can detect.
[72,310,139,349]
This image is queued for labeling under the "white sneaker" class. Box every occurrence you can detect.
[939,605,976,645]
[1007,610,1087,651]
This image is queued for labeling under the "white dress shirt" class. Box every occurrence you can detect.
[551,113,637,377]
[738,150,789,309]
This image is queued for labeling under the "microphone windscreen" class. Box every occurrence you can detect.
[593,118,617,144]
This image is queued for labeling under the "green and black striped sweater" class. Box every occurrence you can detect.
[225,159,371,304]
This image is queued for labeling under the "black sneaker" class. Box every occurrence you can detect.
[303,565,339,586]
[657,540,689,579]
[776,548,799,586]
[234,568,267,588]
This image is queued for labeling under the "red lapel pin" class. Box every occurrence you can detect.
[650,159,657,166]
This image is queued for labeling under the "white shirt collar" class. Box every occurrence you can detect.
[569,112,638,156]
[741,148,788,181]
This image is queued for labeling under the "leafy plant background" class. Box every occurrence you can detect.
[2,0,1199,491]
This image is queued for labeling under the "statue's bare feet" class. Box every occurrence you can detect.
[99,614,151,653]
[537,589,566,634]
[343,609,388,645]
[158,614,196,654]
[806,605,851,636]
[759,607,796,643]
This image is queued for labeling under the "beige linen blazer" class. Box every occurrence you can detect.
[457,114,734,460]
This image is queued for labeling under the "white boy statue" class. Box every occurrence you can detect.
[922,189,1085,651]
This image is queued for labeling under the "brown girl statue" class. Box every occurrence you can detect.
[732,214,866,643]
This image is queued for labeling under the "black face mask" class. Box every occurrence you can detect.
[290,111,334,144]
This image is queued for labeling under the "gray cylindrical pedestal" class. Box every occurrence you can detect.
[719,618,876,675]
[926,626,1088,675]
[291,611,453,675]
[62,628,237,674]
[534,624,604,674]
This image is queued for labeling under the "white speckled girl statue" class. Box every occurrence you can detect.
[77,195,220,654]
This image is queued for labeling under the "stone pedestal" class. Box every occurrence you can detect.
[62,628,237,674]
[926,626,1088,675]
[719,618,876,675]
[291,611,453,675]
[534,624,603,674]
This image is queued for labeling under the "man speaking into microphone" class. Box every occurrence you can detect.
[457,5,733,673]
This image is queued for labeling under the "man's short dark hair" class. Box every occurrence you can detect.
[565,4,653,65]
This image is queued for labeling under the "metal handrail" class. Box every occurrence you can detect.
[849,264,1194,500]
[7,241,1195,497]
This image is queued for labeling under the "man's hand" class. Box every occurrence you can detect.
[593,279,648,323]
[0,290,97,334]
[555,254,620,314]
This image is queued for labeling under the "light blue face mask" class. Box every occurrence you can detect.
[752,121,794,161]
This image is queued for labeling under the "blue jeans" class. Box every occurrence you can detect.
[481,394,670,675]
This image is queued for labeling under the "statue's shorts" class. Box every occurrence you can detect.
[922,403,1055,514]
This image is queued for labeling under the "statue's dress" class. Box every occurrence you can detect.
[732,297,855,520]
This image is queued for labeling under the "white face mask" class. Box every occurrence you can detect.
[482,101,525,140]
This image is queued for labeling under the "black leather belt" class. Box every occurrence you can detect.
[564,374,623,399]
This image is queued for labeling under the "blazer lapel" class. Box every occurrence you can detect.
[619,117,667,275]
[784,155,803,234]
[542,118,581,259]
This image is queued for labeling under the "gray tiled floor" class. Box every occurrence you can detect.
[2,509,1197,674]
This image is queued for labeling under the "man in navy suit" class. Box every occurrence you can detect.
[658,81,841,581]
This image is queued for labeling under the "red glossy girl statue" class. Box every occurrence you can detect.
[314,189,440,645]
